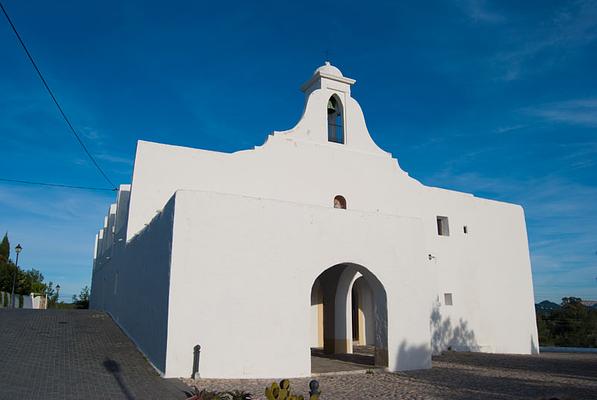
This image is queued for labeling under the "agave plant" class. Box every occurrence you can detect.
[185,386,253,400]
[224,390,253,400]
[185,386,227,400]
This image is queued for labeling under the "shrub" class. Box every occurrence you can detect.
[185,387,252,400]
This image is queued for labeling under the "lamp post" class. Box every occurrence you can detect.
[11,244,22,309]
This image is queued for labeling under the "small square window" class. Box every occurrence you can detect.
[463,225,468,234]
[437,216,450,236]
[444,293,453,306]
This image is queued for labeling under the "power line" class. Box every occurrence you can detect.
[0,1,116,189]
[0,177,117,192]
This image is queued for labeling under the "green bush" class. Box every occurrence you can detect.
[537,297,597,348]
[185,387,252,400]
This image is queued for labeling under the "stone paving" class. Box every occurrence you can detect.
[0,309,187,400]
[187,352,597,400]
[2,309,596,399]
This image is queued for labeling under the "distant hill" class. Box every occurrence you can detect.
[536,300,561,313]
[536,300,597,312]
[581,300,597,309]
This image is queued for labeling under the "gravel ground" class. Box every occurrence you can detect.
[183,352,597,400]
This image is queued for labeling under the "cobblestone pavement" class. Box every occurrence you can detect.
[186,352,597,400]
[0,309,187,400]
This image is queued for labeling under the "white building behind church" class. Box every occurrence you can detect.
[90,63,539,379]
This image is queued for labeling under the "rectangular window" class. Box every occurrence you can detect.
[437,216,450,236]
[463,225,468,234]
[444,293,453,306]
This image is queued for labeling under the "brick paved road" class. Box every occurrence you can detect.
[188,352,597,400]
[0,309,187,400]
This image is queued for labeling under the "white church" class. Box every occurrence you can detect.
[90,62,539,379]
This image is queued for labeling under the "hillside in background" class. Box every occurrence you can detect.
[536,297,597,348]
[536,300,561,313]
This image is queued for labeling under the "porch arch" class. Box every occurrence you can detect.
[309,262,388,369]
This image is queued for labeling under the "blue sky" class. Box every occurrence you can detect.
[0,0,596,302]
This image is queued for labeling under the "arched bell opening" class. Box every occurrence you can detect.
[327,95,344,144]
[309,263,388,371]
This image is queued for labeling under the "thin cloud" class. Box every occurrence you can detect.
[0,185,111,222]
[425,171,597,301]
[96,153,134,166]
[457,0,505,24]
[493,124,527,134]
[525,98,597,127]
[492,0,597,80]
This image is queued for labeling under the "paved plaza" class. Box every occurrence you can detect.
[190,351,597,399]
[0,309,187,400]
[1,309,596,399]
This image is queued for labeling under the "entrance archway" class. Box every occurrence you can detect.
[310,263,388,371]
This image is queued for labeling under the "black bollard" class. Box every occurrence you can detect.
[191,344,201,379]
[309,379,320,397]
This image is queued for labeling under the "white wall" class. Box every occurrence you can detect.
[165,189,431,378]
[91,63,538,378]
[0,292,44,309]
[91,195,176,372]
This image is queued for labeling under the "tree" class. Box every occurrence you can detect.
[0,233,9,263]
[0,261,17,293]
[24,269,46,293]
[538,297,597,348]
[72,286,90,309]
[46,282,60,308]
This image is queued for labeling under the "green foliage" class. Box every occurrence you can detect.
[25,269,46,293]
[53,302,77,310]
[72,286,90,309]
[0,233,51,300]
[18,293,23,308]
[0,233,9,262]
[537,297,597,347]
[185,387,252,400]
[46,282,60,308]
[224,390,252,400]
[0,261,18,293]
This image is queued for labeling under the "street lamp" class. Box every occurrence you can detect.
[11,244,22,309]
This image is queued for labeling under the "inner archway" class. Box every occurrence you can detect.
[310,263,388,372]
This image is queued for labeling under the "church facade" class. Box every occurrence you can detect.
[90,63,539,379]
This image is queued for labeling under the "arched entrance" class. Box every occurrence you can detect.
[310,263,388,371]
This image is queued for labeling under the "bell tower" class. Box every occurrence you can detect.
[300,61,356,97]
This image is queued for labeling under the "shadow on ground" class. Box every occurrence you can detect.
[311,346,375,366]
[402,352,597,400]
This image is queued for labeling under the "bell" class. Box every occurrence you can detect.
[327,99,337,114]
